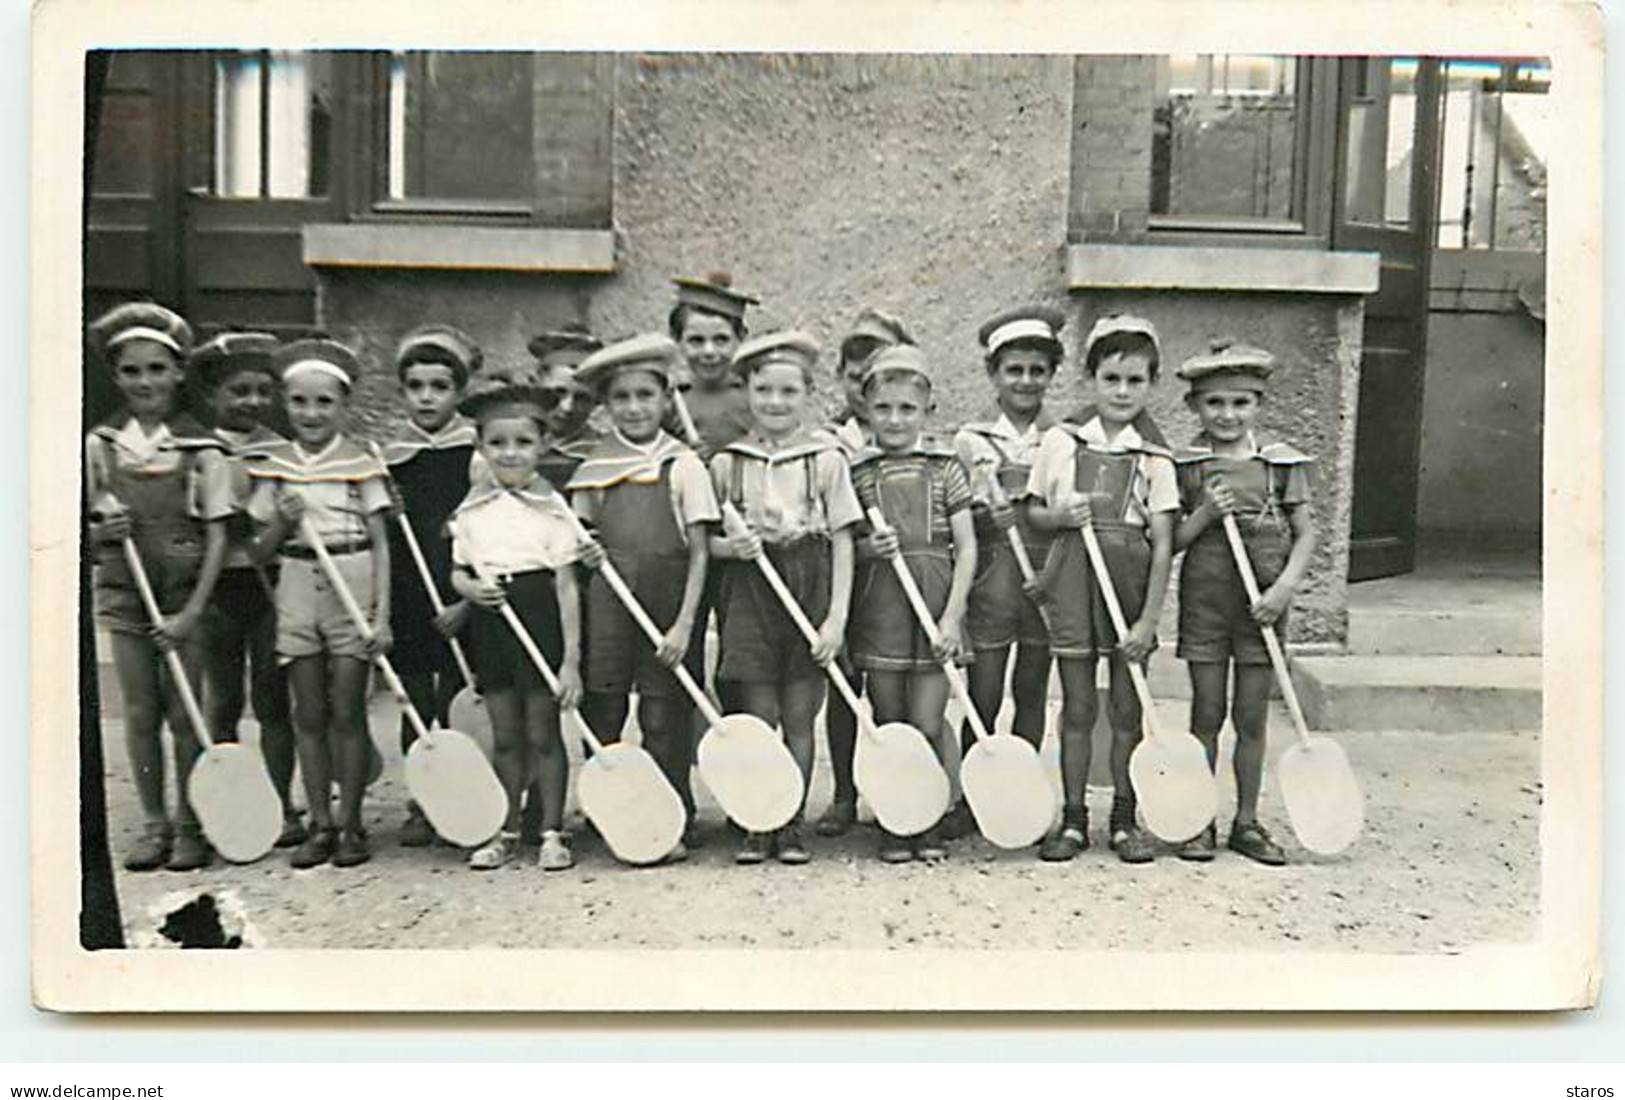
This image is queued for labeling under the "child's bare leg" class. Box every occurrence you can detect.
[327,656,371,833]
[110,633,168,830]
[204,611,249,744]
[581,691,629,748]
[528,691,567,834]
[398,671,436,752]
[1230,665,1273,828]
[1054,657,1099,820]
[484,688,526,832]
[158,637,208,829]
[639,694,695,813]
[1009,642,1052,747]
[823,673,859,807]
[248,628,295,810]
[287,656,332,830]
[1106,654,1143,835]
[909,670,952,763]
[866,669,908,727]
[780,676,824,804]
[1186,661,1229,769]
[963,645,1009,753]
[432,669,461,728]
[736,683,783,729]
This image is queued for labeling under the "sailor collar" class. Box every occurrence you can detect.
[1173,430,1312,466]
[959,409,1054,442]
[721,429,836,463]
[851,434,959,469]
[1059,413,1172,459]
[565,429,688,492]
[244,434,383,482]
[381,415,478,466]
[454,475,571,518]
[91,412,221,453]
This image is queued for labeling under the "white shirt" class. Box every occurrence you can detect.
[451,481,580,575]
[1027,418,1179,528]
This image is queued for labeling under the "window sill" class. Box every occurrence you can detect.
[1067,243,1379,295]
[302,224,615,273]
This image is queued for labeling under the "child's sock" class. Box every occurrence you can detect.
[1109,793,1137,836]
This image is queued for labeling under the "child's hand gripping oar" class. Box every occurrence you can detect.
[1220,512,1364,854]
[122,538,283,863]
[561,509,804,832]
[722,503,949,836]
[1067,491,1217,843]
[297,517,506,848]
[370,443,489,757]
[466,561,686,865]
[865,505,1055,849]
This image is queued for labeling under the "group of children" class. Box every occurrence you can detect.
[86,274,1315,877]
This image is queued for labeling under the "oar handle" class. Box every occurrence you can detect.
[865,505,988,742]
[669,389,704,448]
[1219,512,1312,745]
[981,470,1047,624]
[122,538,214,750]
[561,509,722,726]
[371,444,478,688]
[1075,518,1164,740]
[297,516,432,743]
[722,503,868,727]
[467,561,606,756]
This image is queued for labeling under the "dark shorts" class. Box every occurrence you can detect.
[465,569,565,693]
[964,535,1051,652]
[849,549,963,673]
[584,551,703,699]
[388,564,462,679]
[93,546,198,636]
[716,539,830,685]
[1034,526,1154,661]
[202,566,288,728]
[1176,524,1289,666]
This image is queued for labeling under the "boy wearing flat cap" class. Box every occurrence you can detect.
[947,305,1065,840]
[191,329,303,848]
[85,303,233,872]
[245,337,394,870]
[815,306,913,838]
[667,273,759,459]
[1173,339,1316,866]
[568,334,721,858]
[380,323,484,847]
[710,330,862,865]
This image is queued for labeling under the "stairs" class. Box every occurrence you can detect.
[1289,546,1542,732]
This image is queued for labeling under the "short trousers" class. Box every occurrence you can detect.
[274,552,375,665]
[1176,524,1290,667]
[584,551,703,699]
[716,539,830,685]
[93,547,199,637]
[849,548,965,673]
[387,562,464,679]
[465,569,564,694]
[1034,526,1155,661]
[964,535,1051,652]
[202,565,289,729]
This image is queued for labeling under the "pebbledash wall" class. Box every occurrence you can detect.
[311,54,1369,649]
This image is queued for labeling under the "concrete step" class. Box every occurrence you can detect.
[1289,655,1541,732]
[1346,607,1541,656]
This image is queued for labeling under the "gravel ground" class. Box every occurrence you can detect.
[101,690,1539,953]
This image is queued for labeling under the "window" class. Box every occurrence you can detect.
[384,51,533,206]
[1435,58,1549,251]
[1149,54,1311,231]
[211,50,332,198]
[1340,57,1419,229]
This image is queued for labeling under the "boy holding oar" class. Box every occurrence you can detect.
[1173,341,1316,866]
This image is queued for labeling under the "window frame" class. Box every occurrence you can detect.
[1142,54,1340,250]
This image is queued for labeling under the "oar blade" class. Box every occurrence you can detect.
[961,735,1057,849]
[1130,732,1219,843]
[1131,737,1222,838]
[1279,736,1365,855]
[578,744,687,865]
[448,688,493,760]
[696,714,804,832]
[187,744,283,864]
[855,722,952,837]
[405,729,508,848]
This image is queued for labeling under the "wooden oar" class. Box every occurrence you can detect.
[722,503,949,836]
[371,442,491,760]
[669,388,704,449]
[122,539,282,864]
[561,510,804,832]
[1221,513,1364,855]
[298,517,506,848]
[468,561,685,865]
[1067,494,1217,843]
[865,505,1055,849]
